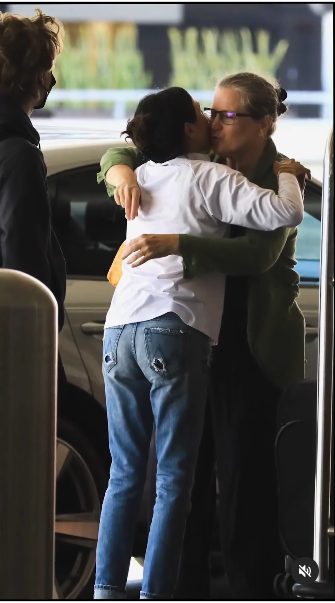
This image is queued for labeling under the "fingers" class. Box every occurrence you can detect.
[121,234,154,266]
[276,158,295,165]
[273,159,295,174]
[122,237,143,259]
[124,187,133,221]
[125,249,144,264]
[121,244,133,260]
[127,251,150,268]
[114,187,121,206]
[130,188,141,220]
[296,173,308,194]
[275,159,312,181]
[114,184,141,220]
[123,186,140,220]
[122,244,151,268]
[293,164,311,179]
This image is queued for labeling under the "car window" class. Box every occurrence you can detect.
[296,180,322,283]
[49,165,127,278]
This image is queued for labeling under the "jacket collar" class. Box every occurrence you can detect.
[0,93,40,146]
[250,138,278,187]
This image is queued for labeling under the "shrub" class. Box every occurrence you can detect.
[52,23,152,108]
[168,27,289,89]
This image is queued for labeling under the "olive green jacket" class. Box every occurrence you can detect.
[97,141,305,390]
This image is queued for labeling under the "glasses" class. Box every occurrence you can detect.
[203,108,252,125]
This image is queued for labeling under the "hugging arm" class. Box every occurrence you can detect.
[97,146,139,194]
[122,158,309,269]
[97,146,145,219]
[196,160,307,231]
[179,227,290,278]
[122,227,290,275]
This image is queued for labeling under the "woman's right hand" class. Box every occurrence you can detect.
[122,234,180,267]
[114,177,141,220]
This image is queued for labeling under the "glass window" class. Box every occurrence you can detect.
[50,165,126,278]
[296,180,322,282]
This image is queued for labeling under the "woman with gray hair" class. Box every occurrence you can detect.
[99,72,307,600]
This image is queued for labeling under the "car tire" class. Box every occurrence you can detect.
[55,417,108,600]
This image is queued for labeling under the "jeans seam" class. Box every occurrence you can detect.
[140,590,162,599]
[95,585,125,591]
[150,313,182,322]
[131,323,138,361]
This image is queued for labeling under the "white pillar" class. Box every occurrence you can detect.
[321,9,333,119]
[0,269,57,600]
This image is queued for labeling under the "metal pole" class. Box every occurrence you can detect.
[0,269,58,600]
[321,9,333,119]
[313,128,334,582]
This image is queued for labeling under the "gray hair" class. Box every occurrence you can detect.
[217,72,288,135]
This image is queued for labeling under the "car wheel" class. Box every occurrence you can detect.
[55,418,108,600]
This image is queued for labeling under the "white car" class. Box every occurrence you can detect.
[40,126,322,600]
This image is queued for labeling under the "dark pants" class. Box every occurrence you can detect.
[176,346,284,600]
[212,345,283,600]
[174,399,216,600]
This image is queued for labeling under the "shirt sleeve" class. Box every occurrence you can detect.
[195,163,304,230]
[179,227,292,278]
[0,144,51,288]
[97,146,145,197]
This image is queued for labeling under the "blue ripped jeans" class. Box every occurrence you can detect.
[94,313,211,600]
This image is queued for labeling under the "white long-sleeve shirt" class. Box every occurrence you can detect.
[105,154,303,342]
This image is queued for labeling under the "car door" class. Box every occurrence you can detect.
[50,164,127,405]
[295,179,322,379]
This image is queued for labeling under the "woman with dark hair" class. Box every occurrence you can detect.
[0,10,67,399]
[94,86,308,600]
[98,73,309,600]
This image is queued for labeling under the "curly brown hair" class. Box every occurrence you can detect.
[0,8,63,104]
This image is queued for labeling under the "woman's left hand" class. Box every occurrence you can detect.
[273,158,311,197]
[122,234,180,267]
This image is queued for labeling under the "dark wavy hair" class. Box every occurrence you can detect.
[0,9,63,104]
[123,87,197,163]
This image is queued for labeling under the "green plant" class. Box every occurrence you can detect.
[52,23,152,108]
[168,27,289,89]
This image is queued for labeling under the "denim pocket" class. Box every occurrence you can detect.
[103,326,124,373]
[144,326,189,379]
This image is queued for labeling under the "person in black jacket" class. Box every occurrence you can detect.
[0,9,67,401]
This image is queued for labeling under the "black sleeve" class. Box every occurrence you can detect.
[0,142,51,288]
